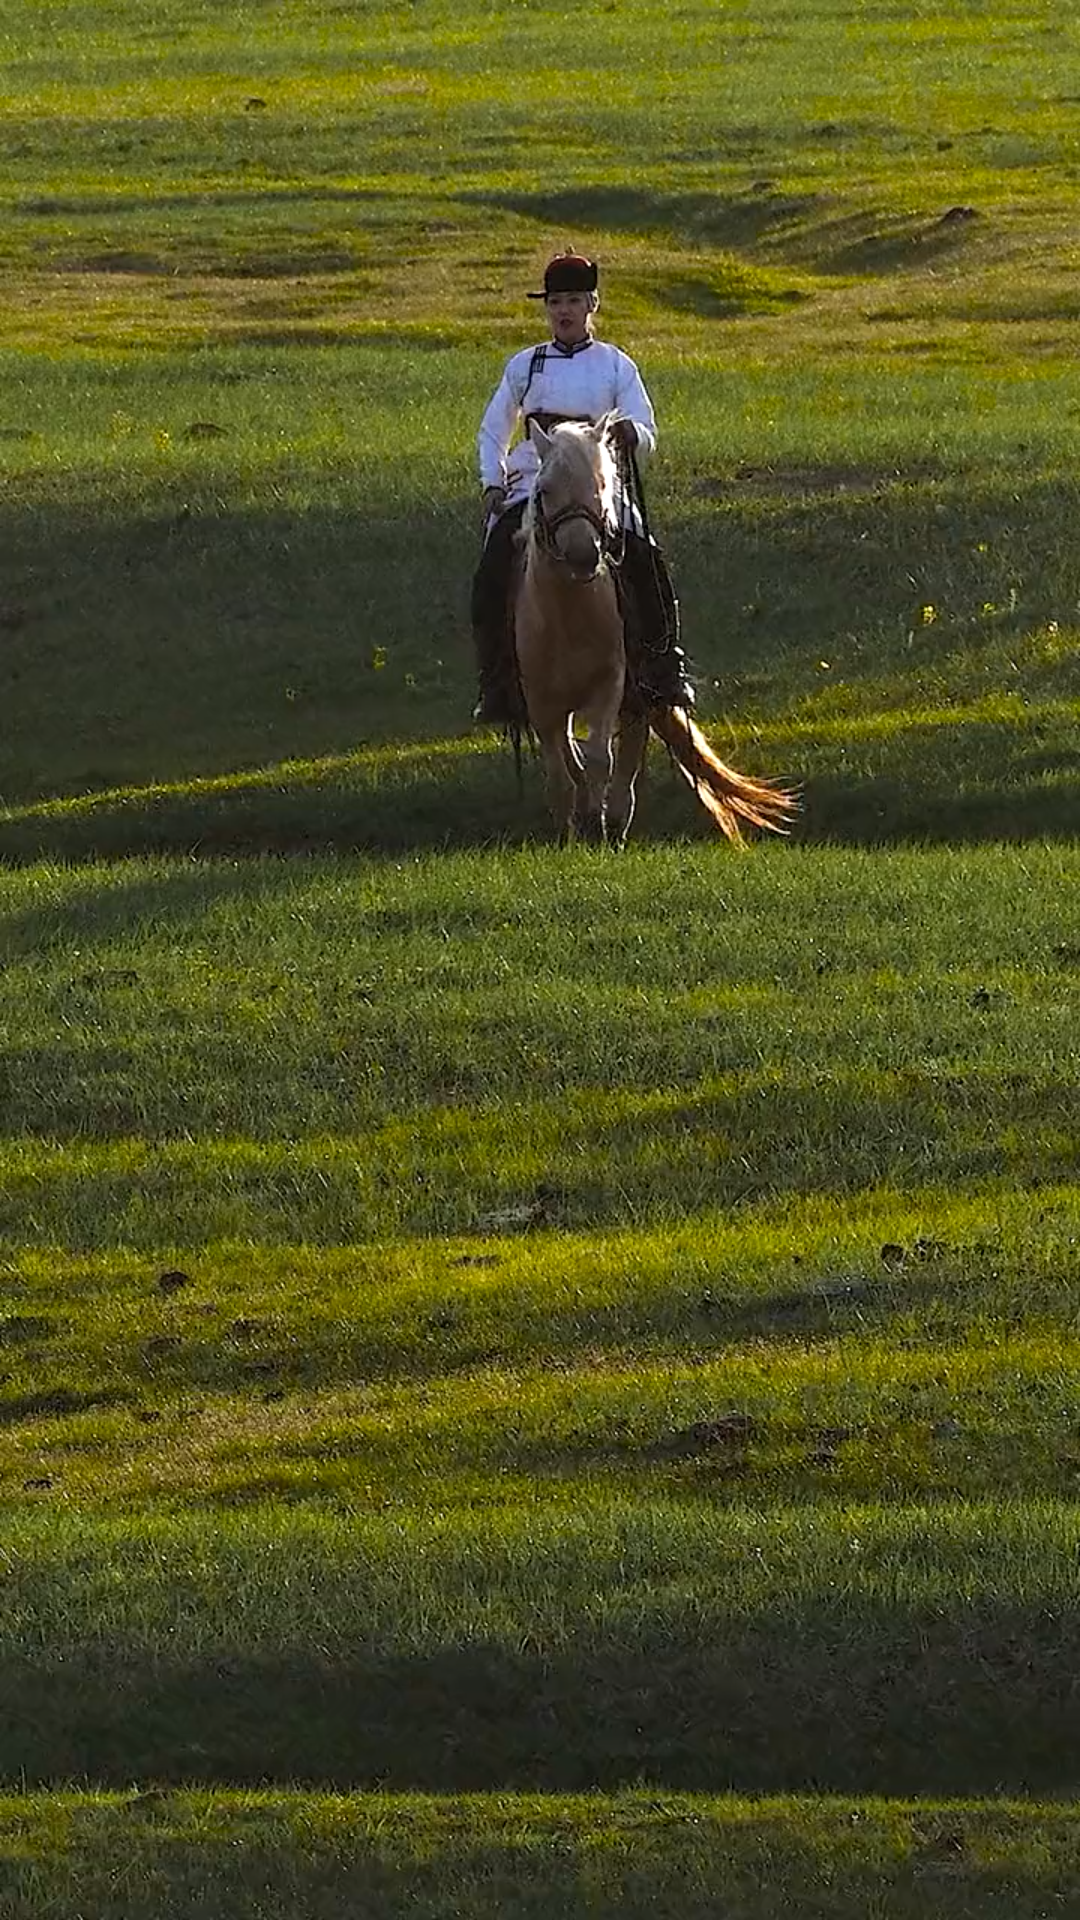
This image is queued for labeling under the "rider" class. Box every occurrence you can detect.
[470,250,695,726]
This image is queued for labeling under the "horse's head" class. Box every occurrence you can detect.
[528,417,619,582]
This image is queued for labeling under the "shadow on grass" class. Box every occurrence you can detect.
[467,185,984,277]
[0,748,549,866]
[467,184,827,252]
[0,494,478,808]
[0,1386,131,1425]
[4,1605,1078,1795]
[20,185,398,220]
[655,275,807,321]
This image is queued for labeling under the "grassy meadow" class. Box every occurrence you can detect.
[2,0,1080,1912]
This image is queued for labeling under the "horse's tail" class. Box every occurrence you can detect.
[650,706,799,845]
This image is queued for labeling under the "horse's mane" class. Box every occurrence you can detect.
[526,422,618,534]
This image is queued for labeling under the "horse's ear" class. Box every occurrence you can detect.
[529,421,553,454]
[593,410,619,444]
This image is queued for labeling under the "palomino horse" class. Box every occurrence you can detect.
[512,414,797,845]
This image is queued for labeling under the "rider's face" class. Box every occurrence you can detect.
[546,292,592,345]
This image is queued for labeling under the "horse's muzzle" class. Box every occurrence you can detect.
[556,525,603,581]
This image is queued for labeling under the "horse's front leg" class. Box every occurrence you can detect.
[574,656,627,843]
[535,716,583,846]
[572,718,614,844]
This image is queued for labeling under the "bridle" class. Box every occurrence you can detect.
[531,459,623,578]
[533,491,612,561]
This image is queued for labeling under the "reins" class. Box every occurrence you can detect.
[620,439,651,542]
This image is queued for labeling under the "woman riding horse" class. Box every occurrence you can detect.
[470,251,693,727]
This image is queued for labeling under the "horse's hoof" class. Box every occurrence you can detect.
[575,812,606,846]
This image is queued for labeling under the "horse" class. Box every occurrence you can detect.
[511,414,798,846]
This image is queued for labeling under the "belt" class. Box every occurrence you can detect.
[524,411,595,434]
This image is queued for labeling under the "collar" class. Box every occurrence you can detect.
[548,337,594,357]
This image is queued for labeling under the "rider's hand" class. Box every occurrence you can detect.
[481,484,507,524]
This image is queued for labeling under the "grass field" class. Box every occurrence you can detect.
[3,0,1080,1912]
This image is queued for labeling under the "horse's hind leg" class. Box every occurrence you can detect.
[607,710,649,847]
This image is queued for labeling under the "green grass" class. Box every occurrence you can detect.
[2,344,1079,838]
[6,1234,1080,1510]
[5,0,1080,1910]
[3,1791,1077,1919]
[2,1502,1080,1795]
[0,844,1077,1236]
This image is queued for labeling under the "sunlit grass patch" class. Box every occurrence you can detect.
[1,1176,1076,1370]
[4,1184,1080,1510]
[2,1789,1079,1919]
[5,1316,1080,1510]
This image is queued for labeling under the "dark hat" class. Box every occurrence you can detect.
[527,251,599,299]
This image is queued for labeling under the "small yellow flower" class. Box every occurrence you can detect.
[920,604,937,625]
[370,647,387,670]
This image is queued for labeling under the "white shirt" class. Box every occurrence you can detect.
[477,336,658,511]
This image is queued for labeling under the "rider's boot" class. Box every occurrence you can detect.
[619,532,696,711]
[470,506,526,726]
